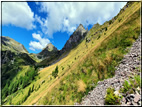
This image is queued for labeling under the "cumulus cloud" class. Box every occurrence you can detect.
[36,2,126,38]
[29,33,50,51]
[2,2,35,29]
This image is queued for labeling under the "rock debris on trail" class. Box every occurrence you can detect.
[75,35,141,105]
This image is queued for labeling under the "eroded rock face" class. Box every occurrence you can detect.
[75,35,141,105]
[61,24,88,54]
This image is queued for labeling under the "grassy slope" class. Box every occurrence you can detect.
[36,2,140,105]
[2,66,34,104]
[3,2,140,105]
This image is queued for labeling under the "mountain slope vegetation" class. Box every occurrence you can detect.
[1,36,39,104]
[1,1,141,105]
[36,2,140,105]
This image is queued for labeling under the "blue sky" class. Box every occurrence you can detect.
[2,2,127,53]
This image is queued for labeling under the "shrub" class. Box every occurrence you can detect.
[134,75,140,87]
[31,84,34,92]
[120,75,141,95]
[61,66,64,70]
[97,34,101,40]
[105,27,107,31]
[22,93,29,103]
[109,20,113,25]
[28,87,31,96]
[118,18,122,22]
[35,85,40,91]
[105,88,121,105]
[120,80,131,93]
[114,16,117,20]
[52,66,59,78]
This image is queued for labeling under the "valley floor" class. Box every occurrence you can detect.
[76,35,141,105]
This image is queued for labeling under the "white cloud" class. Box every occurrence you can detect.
[37,2,126,38]
[29,47,35,51]
[2,2,35,30]
[29,33,50,51]
[32,33,41,41]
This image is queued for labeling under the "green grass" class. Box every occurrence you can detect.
[37,2,140,105]
[2,66,38,105]
[105,88,121,105]
[120,74,141,95]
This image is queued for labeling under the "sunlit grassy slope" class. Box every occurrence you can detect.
[3,2,140,105]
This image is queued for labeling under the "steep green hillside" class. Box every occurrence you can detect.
[36,2,140,105]
[2,1,140,105]
[1,37,38,104]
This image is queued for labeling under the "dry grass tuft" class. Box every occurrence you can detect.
[77,80,86,92]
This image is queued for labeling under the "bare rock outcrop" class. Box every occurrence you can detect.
[61,24,88,54]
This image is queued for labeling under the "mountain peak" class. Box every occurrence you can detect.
[60,24,88,53]
[37,43,58,59]
[2,36,28,53]
[76,24,85,31]
[43,43,57,52]
[79,24,84,28]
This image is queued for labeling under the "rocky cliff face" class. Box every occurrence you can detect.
[1,36,28,53]
[37,43,58,59]
[60,24,88,54]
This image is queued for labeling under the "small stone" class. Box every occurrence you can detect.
[127,101,131,105]
[137,87,140,91]
[130,94,135,98]
[131,101,138,105]
[121,101,125,105]
[122,97,126,103]
[111,82,114,85]
[136,91,140,95]
[134,94,141,102]
[137,100,141,105]
[114,91,119,96]
[115,87,120,91]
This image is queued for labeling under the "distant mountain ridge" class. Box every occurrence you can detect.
[37,43,58,59]
[1,36,28,53]
[36,24,88,67]
[1,24,89,69]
